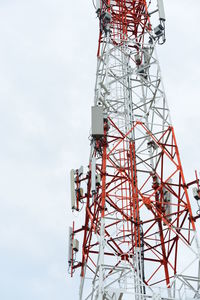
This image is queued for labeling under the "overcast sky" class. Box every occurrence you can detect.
[0,1,200,299]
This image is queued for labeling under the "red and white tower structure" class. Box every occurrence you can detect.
[69,1,200,299]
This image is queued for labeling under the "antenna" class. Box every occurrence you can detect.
[157,0,166,21]
[70,170,76,210]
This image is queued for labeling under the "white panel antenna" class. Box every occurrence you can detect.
[91,157,96,193]
[70,169,76,210]
[68,226,73,263]
[157,0,166,21]
[96,0,101,11]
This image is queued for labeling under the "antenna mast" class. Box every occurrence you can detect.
[69,1,200,299]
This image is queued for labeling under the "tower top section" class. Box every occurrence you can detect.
[95,0,166,46]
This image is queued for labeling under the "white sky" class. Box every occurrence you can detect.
[0,1,200,299]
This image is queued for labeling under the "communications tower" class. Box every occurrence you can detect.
[69,1,200,299]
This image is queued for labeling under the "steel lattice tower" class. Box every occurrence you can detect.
[69,1,200,299]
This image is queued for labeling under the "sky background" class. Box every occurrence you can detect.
[0,1,200,299]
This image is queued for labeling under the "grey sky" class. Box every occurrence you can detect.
[0,1,200,299]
